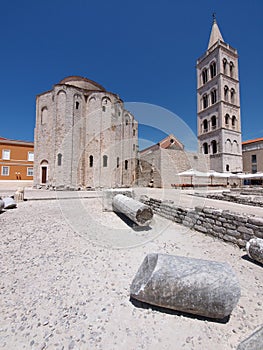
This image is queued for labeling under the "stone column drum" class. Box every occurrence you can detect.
[130,253,241,319]
[113,194,153,226]
[246,238,263,265]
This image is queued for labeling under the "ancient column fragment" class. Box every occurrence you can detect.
[3,197,17,209]
[237,326,263,350]
[130,253,240,319]
[246,238,263,265]
[113,194,153,226]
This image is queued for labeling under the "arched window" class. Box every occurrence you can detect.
[203,94,208,109]
[202,68,208,84]
[57,153,62,166]
[117,157,120,168]
[229,61,234,78]
[232,115,237,129]
[89,155,93,168]
[226,164,230,171]
[230,88,235,103]
[125,160,128,170]
[211,89,217,104]
[103,155,108,167]
[41,107,48,125]
[224,85,229,102]
[232,140,239,153]
[75,101,79,109]
[211,115,217,129]
[223,58,227,74]
[225,139,232,153]
[225,113,230,126]
[211,140,217,154]
[203,119,208,132]
[203,142,208,154]
[210,61,217,78]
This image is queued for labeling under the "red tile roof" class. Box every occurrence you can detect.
[242,137,263,145]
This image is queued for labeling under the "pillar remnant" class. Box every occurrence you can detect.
[237,326,263,350]
[246,238,263,265]
[130,253,240,319]
[3,197,17,209]
[113,194,153,226]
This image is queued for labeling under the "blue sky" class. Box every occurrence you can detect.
[0,0,262,149]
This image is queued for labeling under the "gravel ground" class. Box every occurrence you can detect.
[0,196,262,350]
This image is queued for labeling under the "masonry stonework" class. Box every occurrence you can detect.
[34,76,138,189]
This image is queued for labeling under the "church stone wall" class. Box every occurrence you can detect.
[34,77,138,189]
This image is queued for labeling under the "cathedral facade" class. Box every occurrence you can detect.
[33,76,138,189]
[197,18,243,173]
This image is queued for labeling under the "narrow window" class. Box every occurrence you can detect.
[57,153,62,166]
[1,166,9,176]
[133,144,136,151]
[28,151,34,161]
[230,88,235,103]
[102,106,106,112]
[203,119,208,132]
[203,94,208,109]
[103,155,108,167]
[252,164,257,173]
[225,114,230,126]
[211,89,217,104]
[89,155,93,167]
[210,61,217,78]
[226,164,230,171]
[2,149,10,160]
[232,116,237,128]
[133,129,136,137]
[125,119,129,126]
[202,68,208,84]
[223,58,227,74]
[229,62,234,78]
[117,157,119,168]
[203,142,208,154]
[211,115,216,129]
[251,154,257,163]
[75,101,79,109]
[125,160,128,170]
[224,85,229,101]
[211,140,217,154]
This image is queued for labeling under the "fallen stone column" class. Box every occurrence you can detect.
[246,238,263,265]
[3,197,17,209]
[130,253,240,319]
[113,194,153,226]
[0,199,4,211]
[237,326,263,350]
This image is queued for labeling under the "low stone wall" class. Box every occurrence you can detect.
[140,196,263,248]
[196,191,263,208]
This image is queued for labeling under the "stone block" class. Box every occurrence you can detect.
[102,188,134,211]
[248,216,263,226]
[237,226,254,235]
[237,326,263,350]
[130,253,240,319]
[3,197,17,209]
[113,194,153,226]
[246,238,263,265]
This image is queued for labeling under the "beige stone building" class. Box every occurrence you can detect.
[34,76,138,189]
[242,137,263,174]
[197,17,243,173]
[138,134,210,188]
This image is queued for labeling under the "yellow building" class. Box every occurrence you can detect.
[0,137,34,182]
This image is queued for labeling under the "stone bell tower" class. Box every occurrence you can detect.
[197,15,242,173]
